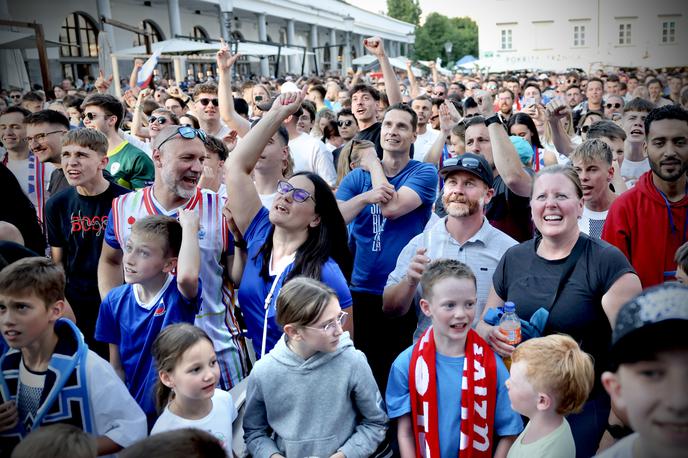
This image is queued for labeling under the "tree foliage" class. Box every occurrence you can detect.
[386,0,422,26]
[413,13,478,65]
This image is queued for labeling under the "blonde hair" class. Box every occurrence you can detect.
[512,334,594,415]
[275,277,336,328]
[12,424,96,458]
[336,139,375,186]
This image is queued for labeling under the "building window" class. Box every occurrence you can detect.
[500,29,513,50]
[662,21,676,43]
[618,23,631,45]
[192,26,210,42]
[573,25,586,47]
[135,19,165,46]
[59,12,98,58]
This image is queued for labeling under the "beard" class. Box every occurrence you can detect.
[650,157,688,182]
[161,164,196,200]
[443,193,481,217]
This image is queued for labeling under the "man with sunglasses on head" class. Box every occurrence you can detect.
[383,153,517,340]
[331,108,359,169]
[98,124,250,391]
[82,94,154,190]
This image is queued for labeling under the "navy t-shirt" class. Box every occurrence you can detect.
[336,160,437,294]
[237,207,353,357]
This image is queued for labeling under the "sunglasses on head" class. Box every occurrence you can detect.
[338,120,354,127]
[444,156,481,169]
[198,98,219,107]
[149,115,168,125]
[276,180,315,203]
[157,125,208,150]
[605,103,622,109]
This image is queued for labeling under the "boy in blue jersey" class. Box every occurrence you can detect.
[386,260,521,458]
[95,211,202,429]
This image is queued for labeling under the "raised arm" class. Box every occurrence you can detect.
[225,88,307,234]
[545,99,575,157]
[364,37,402,106]
[424,100,461,165]
[405,61,420,98]
[129,59,143,92]
[217,39,251,138]
[489,120,532,197]
[176,209,201,299]
[131,89,152,139]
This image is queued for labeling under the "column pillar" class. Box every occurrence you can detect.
[218,0,234,42]
[287,19,298,75]
[257,13,270,77]
[167,0,182,38]
[354,33,363,60]
[96,0,116,53]
[310,24,319,74]
[343,16,354,77]
[329,28,337,72]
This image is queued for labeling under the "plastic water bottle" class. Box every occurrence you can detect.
[498,301,522,369]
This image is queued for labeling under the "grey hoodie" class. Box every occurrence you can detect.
[243,332,388,458]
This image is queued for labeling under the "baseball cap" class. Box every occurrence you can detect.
[609,283,688,369]
[509,135,533,166]
[280,82,299,94]
[439,153,493,188]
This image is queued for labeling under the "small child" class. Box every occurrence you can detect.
[243,277,388,458]
[0,257,146,455]
[150,324,236,457]
[505,334,595,457]
[596,283,688,458]
[386,259,523,458]
[11,423,97,458]
[674,241,688,284]
[95,211,202,428]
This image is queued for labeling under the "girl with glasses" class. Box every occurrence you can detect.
[243,277,388,458]
[225,91,353,359]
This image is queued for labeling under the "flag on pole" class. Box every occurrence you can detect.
[136,50,160,89]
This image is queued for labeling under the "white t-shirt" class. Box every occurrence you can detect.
[413,127,440,162]
[578,206,609,239]
[260,192,276,209]
[620,157,650,188]
[151,389,237,456]
[288,132,337,186]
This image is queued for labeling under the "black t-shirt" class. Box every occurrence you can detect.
[355,122,383,159]
[48,167,70,196]
[493,234,635,389]
[486,174,533,242]
[0,164,46,255]
[45,182,130,305]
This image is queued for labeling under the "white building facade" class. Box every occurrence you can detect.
[3,0,414,85]
[473,0,686,72]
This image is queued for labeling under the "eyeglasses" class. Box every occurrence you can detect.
[9,94,22,99]
[444,156,481,169]
[198,98,219,107]
[157,125,208,150]
[605,103,622,109]
[149,115,168,125]
[338,120,354,127]
[276,180,315,203]
[303,311,349,335]
[26,130,66,144]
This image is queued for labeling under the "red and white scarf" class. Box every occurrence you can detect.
[409,327,497,458]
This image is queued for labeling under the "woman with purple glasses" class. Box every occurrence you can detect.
[225,90,353,358]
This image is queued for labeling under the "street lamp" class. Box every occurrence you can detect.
[443,41,453,66]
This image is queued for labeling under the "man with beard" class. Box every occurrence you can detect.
[383,153,516,340]
[496,87,515,122]
[25,110,71,195]
[603,105,688,287]
[98,125,250,390]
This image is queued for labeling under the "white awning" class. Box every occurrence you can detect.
[113,38,308,58]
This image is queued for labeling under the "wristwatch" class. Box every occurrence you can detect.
[484,114,502,127]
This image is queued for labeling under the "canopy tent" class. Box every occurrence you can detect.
[352,54,423,76]
[0,30,61,49]
[112,38,307,58]
[456,54,477,66]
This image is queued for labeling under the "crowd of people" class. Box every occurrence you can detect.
[0,33,687,458]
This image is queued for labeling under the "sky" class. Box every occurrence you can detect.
[345,0,477,22]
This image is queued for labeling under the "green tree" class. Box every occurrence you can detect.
[387,0,422,26]
[414,13,478,65]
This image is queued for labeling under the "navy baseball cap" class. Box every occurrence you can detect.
[439,153,494,188]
